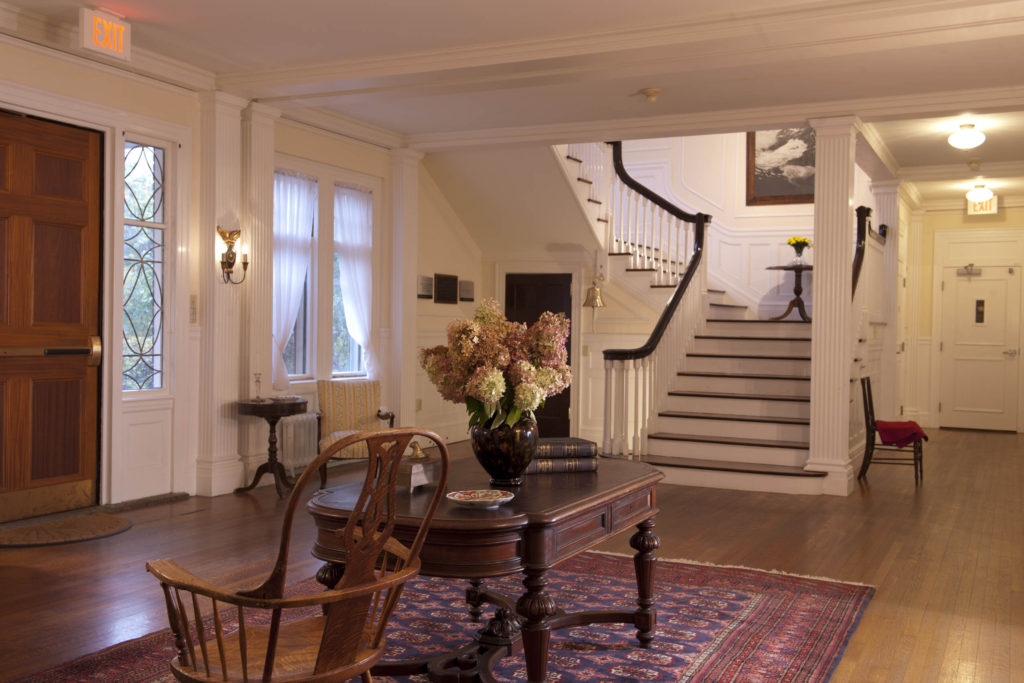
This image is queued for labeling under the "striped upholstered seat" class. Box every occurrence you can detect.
[316,379,394,458]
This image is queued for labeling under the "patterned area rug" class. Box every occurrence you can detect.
[0,513,132,547]
[19,552,872,682]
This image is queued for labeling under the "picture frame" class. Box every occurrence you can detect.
[433,273,458,304]
[746,128,816,206]
[459,280,474,302]
[417,275,433,300]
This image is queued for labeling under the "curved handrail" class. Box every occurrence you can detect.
[852,205,870,300]
[603,141,711,362]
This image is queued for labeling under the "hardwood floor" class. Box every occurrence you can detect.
[1,428,1021,681]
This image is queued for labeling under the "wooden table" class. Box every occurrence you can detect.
[235,397,307,498]
[767,263,813,321]
[308,458,663,683]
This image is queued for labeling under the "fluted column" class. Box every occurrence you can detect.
[806,117,859,494]
[238,102,280,471]
[196,91,248,496]
[871,179,901,418]
[390,148,423,426]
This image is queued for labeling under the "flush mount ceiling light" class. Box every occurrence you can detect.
[966,184,994,203]
[948,123,986,150]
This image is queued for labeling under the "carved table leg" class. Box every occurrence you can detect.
[516,566,558,683]
[630,518,660,648]
[466,578,485,623]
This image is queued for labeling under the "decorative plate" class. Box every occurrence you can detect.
[446,489,515,509]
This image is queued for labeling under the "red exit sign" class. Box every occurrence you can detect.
[79,8,131,61]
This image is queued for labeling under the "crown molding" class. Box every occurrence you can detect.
[899,160,1024,181]
[405,85,1024,150]
[924,194,1024,212]
[277,108,404,150]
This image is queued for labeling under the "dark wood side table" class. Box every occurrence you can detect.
[308,457,663,683]
[767,263,813,321]
[235,397,307,498]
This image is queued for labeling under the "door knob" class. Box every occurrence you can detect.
[1003,349,1019,357]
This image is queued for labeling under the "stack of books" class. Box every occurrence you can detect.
[525,437,600,474]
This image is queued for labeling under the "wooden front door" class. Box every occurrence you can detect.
[505,273,572,437]
[0,111,102,522]
[939,264,1020,431]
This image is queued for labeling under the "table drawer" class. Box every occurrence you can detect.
[610,489,655,529]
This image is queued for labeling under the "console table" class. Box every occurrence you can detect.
[235,397,307,498]
[767,263,813,321]
[307,458,663,683]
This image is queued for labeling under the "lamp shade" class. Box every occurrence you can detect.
[948,124,986,150]
[966,184,993,203]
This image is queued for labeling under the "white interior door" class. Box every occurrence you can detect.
[939,265,1020,430]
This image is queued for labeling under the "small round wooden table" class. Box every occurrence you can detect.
[235,397,307,498]
[767,263,813,321]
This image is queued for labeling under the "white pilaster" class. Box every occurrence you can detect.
[196,91,249,496]
[806,117,860,495]
[904,208,927,422]
[238,102,280,472]
[871,179,901,418]
[389,148,423,426]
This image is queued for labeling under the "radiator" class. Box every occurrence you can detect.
[279,412,319,476]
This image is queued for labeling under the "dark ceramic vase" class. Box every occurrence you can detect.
[469,418,538,486]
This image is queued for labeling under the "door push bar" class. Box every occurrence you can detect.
[0,335,102,366]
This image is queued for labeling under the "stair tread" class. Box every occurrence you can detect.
[679,370,810,380]
[688,353,811,360]
[648,432,809,449]
[668,390,810,402]
[642,455,825,477]
[659,410,809,425]
[696,335,811,342]
[707,288,726,294]
[709,303,747,309]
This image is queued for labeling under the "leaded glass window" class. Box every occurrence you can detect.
[122,142,166,391]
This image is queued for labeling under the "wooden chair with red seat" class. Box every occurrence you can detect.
[858,376,927,485]
[146,427,449,682]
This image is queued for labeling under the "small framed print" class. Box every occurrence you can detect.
[433,273,458,304]
[417,275,433,300]
[459,280,474,302]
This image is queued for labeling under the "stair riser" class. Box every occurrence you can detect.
[664,394,810,419]
[707,304,748,320]
[655,466,825,495]
[706,290,727,305]
[647,438,808,467]
[684,356,810,376]
[705,321,811,338]
[691,337,810,356]
[675,374,810,396]
[652,416,808,441]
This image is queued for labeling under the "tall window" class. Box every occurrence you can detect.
[122,142,166,391]
[333,185,372,375]
[272,170,317,389]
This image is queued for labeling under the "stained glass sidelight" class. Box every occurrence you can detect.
[122,142,166,391]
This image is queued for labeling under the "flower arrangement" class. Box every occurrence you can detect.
[786,236,813,250]
[419,298,571,431]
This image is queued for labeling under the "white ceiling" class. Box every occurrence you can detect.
[4,0,1024,203]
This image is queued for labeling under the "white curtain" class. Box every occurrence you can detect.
[272,171,316,390]
[334,185,376,377]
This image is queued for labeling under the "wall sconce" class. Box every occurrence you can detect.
[217,225,249,284]
[583,274,605,308]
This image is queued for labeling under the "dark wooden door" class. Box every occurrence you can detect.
[505,273,572,438]
[0,112,102,522]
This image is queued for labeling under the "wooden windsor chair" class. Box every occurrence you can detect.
[147,427,449,682]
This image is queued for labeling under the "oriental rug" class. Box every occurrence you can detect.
[0,512,132,547]
[19,551,872,682]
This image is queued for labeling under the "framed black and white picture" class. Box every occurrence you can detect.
[746,128,816,205]
[459,280,474,302]
[433,273,458,304]
[417,275,433,299]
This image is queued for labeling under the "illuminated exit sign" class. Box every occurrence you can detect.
[80,8,131,61]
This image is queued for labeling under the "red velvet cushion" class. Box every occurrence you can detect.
[875,420,928,448]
